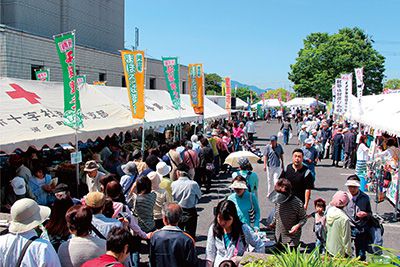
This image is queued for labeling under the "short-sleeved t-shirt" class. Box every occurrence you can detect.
[263,144,284,167]
[281,164,314,204]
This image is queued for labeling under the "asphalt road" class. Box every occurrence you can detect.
[195,119,400,264]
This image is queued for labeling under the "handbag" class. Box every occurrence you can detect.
[248,193,256,224]
[206,163,215,171]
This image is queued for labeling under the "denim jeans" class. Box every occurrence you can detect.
[283,129,289,145]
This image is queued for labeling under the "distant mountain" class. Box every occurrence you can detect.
[231,80,270,95]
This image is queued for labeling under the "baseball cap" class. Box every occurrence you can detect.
[11,177,26,196]
[270,135,278,141]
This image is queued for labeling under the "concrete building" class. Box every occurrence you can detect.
[0,0,188,92]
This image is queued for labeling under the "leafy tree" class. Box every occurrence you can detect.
[235,87,260,104]
[384,78,400,89]
[264,88,295,102]
[205,73,222,95]
[288,27,385,101]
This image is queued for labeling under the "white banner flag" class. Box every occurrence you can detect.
[355,67,364,99]
[334,78,344,115]
[341,73,352,114]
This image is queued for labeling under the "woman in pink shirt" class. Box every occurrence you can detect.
[233,122,244,151]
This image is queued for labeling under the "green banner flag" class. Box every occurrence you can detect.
[76,75,86,87]
[162,57,180,110]
[54,31,83,129]
[34,69,50,81]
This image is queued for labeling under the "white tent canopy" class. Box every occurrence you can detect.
[284,97,325,107]
[0,78,140,154]
[180,94,228,121]
[206,95,248,109]
[251,99,283,108]
[94,85,201,128]
[347,94,400,136]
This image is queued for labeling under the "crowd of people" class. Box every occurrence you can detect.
[0,107,398,266]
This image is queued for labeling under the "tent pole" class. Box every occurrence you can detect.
[75,129,80,194]
[141,121,145,152]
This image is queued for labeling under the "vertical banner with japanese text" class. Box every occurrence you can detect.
[54,31,83,129]
[334,78,343,115]
[76,75,86,87]
[188,64,204,114]
[162,57,180,110]
[355,67,364,100]
[225,77,231,112]
[121,50,145,119]
[341,73,353,114]
[35,69,50,81]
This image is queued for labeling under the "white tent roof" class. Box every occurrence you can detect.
[94,85,201,128]
[284,97,325,107]
[206,95,248,109]
[0,78,140,154]
[180,94,228,121]
[347,94,400,136]
[251,99,283,108]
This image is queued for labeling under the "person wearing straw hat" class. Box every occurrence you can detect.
[84,160,105,193]
[325,191,352,258]
[0,198,61,266]
[157,161,173,199]
[344,175,372,261]
[227,176,261,231]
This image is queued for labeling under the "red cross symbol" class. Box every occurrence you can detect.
[6,84,41,104]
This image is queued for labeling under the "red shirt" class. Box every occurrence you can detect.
[81,254,124,267]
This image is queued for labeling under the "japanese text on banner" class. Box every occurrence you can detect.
[355,67,364,99]
[35,69,50,81]
[334,78,343,115]
[54,31,83,129]
[225,77,231,111]
[121,50,145,119]
[341,73,352,114]
[188,64,204,114]
[162,57,180,110]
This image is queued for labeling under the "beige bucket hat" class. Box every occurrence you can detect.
[9,198,51,233]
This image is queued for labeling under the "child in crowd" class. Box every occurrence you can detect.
[309,198,327,252]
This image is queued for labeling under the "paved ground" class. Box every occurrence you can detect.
[195,119,400,265]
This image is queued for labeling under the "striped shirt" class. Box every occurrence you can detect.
[134,192,156,232]
[274,195,307,246]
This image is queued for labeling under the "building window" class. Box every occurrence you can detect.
[122,76,126,87]
[182,81,186,94]
[149,78,156,89]
[31,65,44,80]
[99,73,106,81]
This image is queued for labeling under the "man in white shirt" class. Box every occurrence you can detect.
[0,198,61,267]
[171,163,202,240]
[245,119,256,141]
[84,160,105,192]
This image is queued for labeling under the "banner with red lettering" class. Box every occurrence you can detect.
[35,69,50,81]
[162,57,180,110]
[225,77,231,111]
[54,31,83,129]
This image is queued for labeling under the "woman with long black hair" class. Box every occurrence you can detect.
[205,200,264,267]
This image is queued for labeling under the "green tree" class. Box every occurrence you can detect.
[264,88,295,102]
[288,27,385,101]
[205,73,222,95]
[384,78,400,89]
[235,87,260,104]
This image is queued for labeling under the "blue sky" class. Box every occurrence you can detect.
[125,0,399,90]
